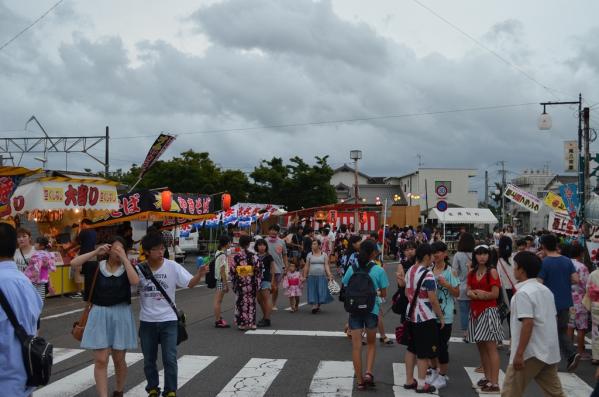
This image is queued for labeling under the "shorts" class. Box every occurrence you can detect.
[260,281,272,290]
[407,319,439,359]
[569,305,589,330]
[216,281,227,291]
[437,322,453,364]
[348,313,379,330]
[288,250,300,258]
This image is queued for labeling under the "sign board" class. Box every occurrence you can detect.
[543,191,567,214]
[564,140,578,172]
[435,184,448,197]
[504,184,541,213]
[436,200,448,212]
[548,212,578,237]
[559,183,579,222]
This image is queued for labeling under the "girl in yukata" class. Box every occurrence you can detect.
[230,235,263,330]
[283,262,303,312]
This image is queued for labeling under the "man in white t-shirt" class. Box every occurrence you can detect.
[137,232,206,397]
[502,251,565,397]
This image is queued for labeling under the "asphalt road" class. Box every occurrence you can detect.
[36,259,598,396]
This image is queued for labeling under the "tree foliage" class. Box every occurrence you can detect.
[109,150,336,209]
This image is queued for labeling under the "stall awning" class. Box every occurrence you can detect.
[428,208,498,224]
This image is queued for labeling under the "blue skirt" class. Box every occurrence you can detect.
[307,275,333,305]
[81,303,137,350]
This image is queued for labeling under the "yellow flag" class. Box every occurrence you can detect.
[544,191,567,213]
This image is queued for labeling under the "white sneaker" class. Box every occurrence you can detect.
[425,369,438,385]
[432,374,448,389]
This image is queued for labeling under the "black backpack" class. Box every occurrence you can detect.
[205,252,225,289]
[344,262,377,315]
[0,288,53,387]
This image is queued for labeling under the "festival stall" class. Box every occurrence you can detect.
[283,203,378,232]
[0,165,42,217]
[9,173,120,296]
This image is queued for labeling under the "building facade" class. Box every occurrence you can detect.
[331,164,407,206]
[396,168,478,211]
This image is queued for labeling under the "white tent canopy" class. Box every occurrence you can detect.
[428,208,498,225]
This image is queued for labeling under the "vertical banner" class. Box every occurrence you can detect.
[139,133,176,178]
[543,191,567,214]
[559,183,579,222]
[0,175,23,216]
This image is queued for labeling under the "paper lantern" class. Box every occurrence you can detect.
[361,212,368,224]
[222,193,231,211]
[161,190,172,211]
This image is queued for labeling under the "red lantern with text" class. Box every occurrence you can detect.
[161,190,172,211]
[222,193,231,211]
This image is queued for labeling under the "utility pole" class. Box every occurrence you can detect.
[484,170,489,207]
[497,161,507,227]
[583,108,591,204]
[105,126,110,177]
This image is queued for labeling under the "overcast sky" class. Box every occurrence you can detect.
[2,0,599,196]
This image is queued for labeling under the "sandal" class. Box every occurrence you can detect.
[364,372,375,387]
[380,336,394,345]
[473,378,488,389]
[415,383,436,394]
[480,383,500,394]
[357,382,366,391]
[403,380,418,390]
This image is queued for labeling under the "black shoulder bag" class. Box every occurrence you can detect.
[0,288,53,386]
[395,268,428,346]
[138,263,188,345]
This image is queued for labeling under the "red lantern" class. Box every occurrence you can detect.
[361,211,368,224]
[222,193,231,211]
[161,190,172,211]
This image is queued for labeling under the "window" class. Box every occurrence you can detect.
[435,181,452,193]
[536,191,546,199]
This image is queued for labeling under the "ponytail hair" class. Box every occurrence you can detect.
[357,239,378,267]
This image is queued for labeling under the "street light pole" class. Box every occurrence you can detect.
[350,150,362,234]
[539,94,586,227]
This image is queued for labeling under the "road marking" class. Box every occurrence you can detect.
[34,353,144,396]
[52,348,85,365]
[125,355,218,396]
[216,358,287,396]
[307,360,354,396]
[464,367,505,395]
[557,372,593,397]
[392,363,439,395]
[41,285,205,321]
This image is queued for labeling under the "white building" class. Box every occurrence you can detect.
[331,164,407,205]
[396,168,478,211]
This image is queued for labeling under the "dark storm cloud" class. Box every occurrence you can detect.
[0,0,596,183]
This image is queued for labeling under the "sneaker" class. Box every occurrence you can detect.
[163,392,176,397]
[432,374,448,390]
[567,353,581,372]
[70,292,83,299]
[257,319,271,327]
[215,319,230,328]
[425,368,438,385]
[147,388,160,397]
[415,383,436,394]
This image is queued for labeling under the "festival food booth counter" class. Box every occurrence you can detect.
[283,203,378,232]
[10,173,120,296]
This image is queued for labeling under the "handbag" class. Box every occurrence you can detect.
[328,279,341,295]
[391,288,409,315]
[138,263,188,345]
[71,264,100,341]
[0,288,53,386]
[396,269,429,345]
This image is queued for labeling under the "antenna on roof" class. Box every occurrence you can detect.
[417,154,423,167]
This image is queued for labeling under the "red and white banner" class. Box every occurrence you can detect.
[548,211,578,237]
[285,211,379,231]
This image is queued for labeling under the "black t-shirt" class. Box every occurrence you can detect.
[78,229,97,254]
[258,254,274,281]
[82,261,132,306]
[302,236,312,255]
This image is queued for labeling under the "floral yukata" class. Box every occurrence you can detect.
[230,249,263,328]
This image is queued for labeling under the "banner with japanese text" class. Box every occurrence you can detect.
[543,191,567,214]
[504,184,541,213]
[548,211,578,237]
[559,183,579,222]
[139,134,176,178]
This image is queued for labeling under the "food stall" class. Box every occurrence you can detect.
[10,173,120,295]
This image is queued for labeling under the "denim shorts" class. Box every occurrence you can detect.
[348,313,378,330]
[260,281,272,290]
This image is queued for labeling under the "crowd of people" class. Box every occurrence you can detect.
[4,217,599,396]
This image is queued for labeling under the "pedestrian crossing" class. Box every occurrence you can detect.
[37,348,596,396]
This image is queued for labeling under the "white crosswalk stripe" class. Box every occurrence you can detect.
[124,355,218,396]
[464,367,505,395]
[557,372,594,397]
[307,360,354,396]
[392,363,439,396]
[216,358,287,396]
[34,353,144,397]
[52,348,85,365]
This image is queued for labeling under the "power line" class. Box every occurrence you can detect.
[410,0,565,100]
[110,102,538,141]
[0,0,65,52]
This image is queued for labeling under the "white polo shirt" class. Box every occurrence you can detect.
[509,278,561,365]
